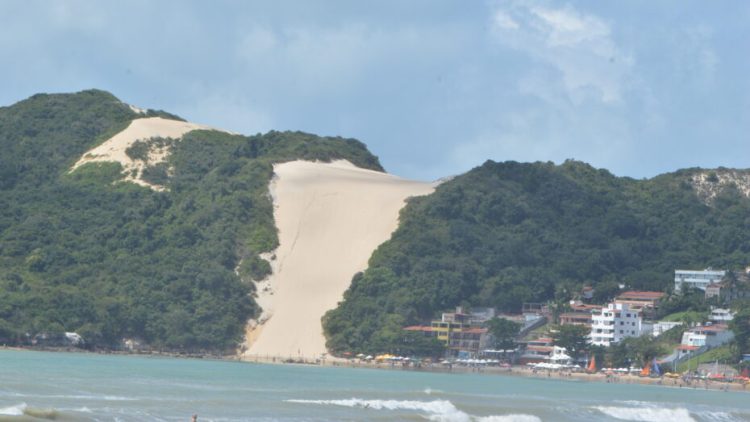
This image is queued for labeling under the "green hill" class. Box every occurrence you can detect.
[0,90,382,352]
[323,160,750,354]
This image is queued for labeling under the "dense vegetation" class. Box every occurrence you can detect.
[0,90,382,352]
[324,160,750,354]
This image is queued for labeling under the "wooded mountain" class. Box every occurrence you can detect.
[3,90,749,356]
[323,160,750,354]
[0,90,381,351]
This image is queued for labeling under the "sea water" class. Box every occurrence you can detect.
[1,350,748,421]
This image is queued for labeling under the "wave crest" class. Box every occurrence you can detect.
[593,405,695,422]
[287,398,540,422]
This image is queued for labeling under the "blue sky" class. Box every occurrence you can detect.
[2,1,748,180]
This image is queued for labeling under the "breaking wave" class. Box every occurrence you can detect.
[593,405,695,422]
[286,398,541,422]
[0,404,25,416]
[0,403,61,420]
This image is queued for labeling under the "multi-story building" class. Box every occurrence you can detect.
[589,303,643,347]
[674,269,726,292]
[404,307,496,357]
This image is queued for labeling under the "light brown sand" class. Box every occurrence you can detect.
[72,117,217,190]
[243,160,436,359]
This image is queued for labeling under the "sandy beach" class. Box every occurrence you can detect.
[243,160,436,359]
[238,352,750,393]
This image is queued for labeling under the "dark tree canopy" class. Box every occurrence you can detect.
[324,160,750,354]
[0,90,383,352]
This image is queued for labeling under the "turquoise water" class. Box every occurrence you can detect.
[1,350,749,421]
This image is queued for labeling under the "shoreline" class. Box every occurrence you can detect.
[234,352,750,393]
[5,346,747,393]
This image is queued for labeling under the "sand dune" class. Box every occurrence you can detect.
[244,160,436,359]
[72,117,217,190]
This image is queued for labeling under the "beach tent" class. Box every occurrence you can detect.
[640,364,651,377]
[586,355,596,373]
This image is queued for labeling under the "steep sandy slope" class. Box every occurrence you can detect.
[72,117,217,190]
[244,160,436,359]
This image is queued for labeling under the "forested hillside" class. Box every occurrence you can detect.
[0,90,382,352]
[323,160,750,354]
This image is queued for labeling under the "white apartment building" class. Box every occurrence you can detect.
[590,303,644,347]
[674,269,725,292]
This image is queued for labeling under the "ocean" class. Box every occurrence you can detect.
[1,350,748,421]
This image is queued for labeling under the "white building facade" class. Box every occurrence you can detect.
[681,324,734,348]
[674,269,725,292]
[590,303,644,347]
[710,308,734,322]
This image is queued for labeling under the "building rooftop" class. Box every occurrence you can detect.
[616,291,665,300]
[570,302,602,312]
[403,325,433,332]
[689,324,729,333]
[559,312,592,319]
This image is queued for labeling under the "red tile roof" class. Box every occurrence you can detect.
[617,291,665,300]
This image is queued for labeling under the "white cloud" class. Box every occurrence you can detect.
[493,10,519,30]
[490,1,632,104]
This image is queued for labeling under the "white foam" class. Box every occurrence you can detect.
[475,416,542,422]
[696,411,746,422]
[287,398,540,422]
[594,406,696,422]
[0,402,26,416]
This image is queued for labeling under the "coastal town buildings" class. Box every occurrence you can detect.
[614,291,664,318]
[518,337,553,364]
[674,268,726,292]
[680,324,734,349]
[403,307,497,358]
[589,303,644,347]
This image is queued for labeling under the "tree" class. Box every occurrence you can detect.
[552,325,589,360]
[730,303,750,354]
[487,317,521,351]
[592,281,621,304]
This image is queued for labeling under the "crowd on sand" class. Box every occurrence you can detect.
[239,353,750,393]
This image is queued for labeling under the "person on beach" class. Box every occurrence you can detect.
[191,415,198,422]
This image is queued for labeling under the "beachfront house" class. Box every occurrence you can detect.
[674,268,726,292]
[680,323,734,349]
[589,303,645,347]
[518,337,553,364]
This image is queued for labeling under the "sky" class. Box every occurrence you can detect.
[1,0,749,181]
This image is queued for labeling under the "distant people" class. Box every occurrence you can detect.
[191,414,198,422]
